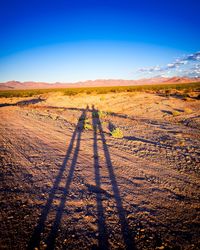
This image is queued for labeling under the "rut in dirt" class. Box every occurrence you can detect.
[28,105,136,250]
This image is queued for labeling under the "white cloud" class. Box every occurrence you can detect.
[137,51,200,78]
[184,52,200,61]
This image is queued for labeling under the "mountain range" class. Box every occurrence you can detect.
[0,77,199,90]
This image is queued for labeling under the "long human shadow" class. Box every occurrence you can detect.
[28,106,88,250]
[92,109,109,249]
[92,105,135,250]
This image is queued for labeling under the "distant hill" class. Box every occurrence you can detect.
[0,77,199,90]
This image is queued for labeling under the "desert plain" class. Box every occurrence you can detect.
[0,86,200,250]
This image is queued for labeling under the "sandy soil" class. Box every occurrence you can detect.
[0,91,200,250]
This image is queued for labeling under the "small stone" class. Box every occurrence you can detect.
[7,216,14,220]
[157,246,165,250]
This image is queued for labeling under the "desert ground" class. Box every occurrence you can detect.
[0,90,200,250]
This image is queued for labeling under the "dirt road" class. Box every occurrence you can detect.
[0,92,200,249]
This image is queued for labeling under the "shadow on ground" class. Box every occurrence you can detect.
[28,105,136,250]
[0,98,45,107]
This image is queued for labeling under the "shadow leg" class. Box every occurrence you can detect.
[93,105,135,250]
[28,108,87,249]
[92,107,109,250]
[46,110,85,249]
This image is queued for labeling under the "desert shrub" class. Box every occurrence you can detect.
[64,90,77,96]
[83,118,92,130]
[84,122,92,130]
[92,110,107,119]
[100,96,106,101]
[172,110,181,117]
[1,82,199,98]
[101,121,107,126]
[98,110,107,118]
[111,128,123,138]
[86,90,92,94]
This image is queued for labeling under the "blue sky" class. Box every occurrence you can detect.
[0,0,200,82]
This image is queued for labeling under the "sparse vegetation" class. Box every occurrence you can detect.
[1,85,200,250]
[83,118,92,130]
[100,96,106,101]
[110,128,123,138]
[172,110,181,116]
[98,110,107,119]
[92,110,107,119]
[0,82,199,98]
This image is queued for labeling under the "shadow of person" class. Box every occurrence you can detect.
[28,106,89,250]
[92,106,109,250]
[108,121,116,133]
[92,105,136,250]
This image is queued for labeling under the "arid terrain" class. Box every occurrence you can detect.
[1,77,199,90]
[0,89,200,249]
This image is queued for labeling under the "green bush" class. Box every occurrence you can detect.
[98,110,107,119]
[111,128,123,138]
[92,110,107,119]
[83,118,92,130]
[172,110,181,117]
[84,123,92,130]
